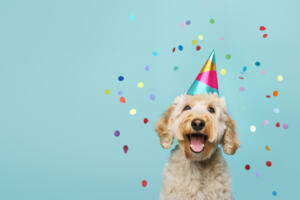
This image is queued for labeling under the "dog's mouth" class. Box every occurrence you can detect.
[187,133,208,153]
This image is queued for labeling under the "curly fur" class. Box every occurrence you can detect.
[155,94,240,200]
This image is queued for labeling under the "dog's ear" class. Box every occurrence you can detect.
[155,105,175,149]
[221,113,240,155]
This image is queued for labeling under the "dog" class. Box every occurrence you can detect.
[155,93,240,200]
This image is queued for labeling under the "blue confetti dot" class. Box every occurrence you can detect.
[150,93,155,100]
[129,15,135,20]
[152,51,158,56]
[118,76,124,81]
[242,66,247,72]
[255,61,261,66]
[185,20,191,25]
[272,191,277,196]
[178,45,183,51]
[118,91,123,96]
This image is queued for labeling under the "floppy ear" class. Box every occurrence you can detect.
[222,113,240,155]
[155,105,175,149]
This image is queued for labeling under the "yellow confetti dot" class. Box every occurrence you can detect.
[104,89,110,95]
[220,68,227,76]
[277,75,283,82]
[265,145,271,151]
[129,108,136,115]
[198,35,204,40]
[250,125,256,133]
[192,40,197,45]
[137,82,144,88]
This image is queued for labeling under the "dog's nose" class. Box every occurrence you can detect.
[191,119,205,131]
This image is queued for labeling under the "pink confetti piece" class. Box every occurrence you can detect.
[239,87,245,92]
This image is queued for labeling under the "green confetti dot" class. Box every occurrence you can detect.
[209,18,215,24]
[225,54,231,60]
[173,66,179,71]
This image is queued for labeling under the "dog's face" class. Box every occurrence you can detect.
[155,93,239,161]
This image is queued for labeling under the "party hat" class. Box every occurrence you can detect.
[187,50,219,95]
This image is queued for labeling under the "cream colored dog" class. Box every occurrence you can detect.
[155,93,239,200]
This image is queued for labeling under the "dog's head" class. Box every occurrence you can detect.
[155,93,239,161]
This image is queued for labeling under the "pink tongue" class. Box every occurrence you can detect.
[190,135,204,153]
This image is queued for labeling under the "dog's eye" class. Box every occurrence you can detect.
[183,105,191,111]
[208,106,215,113]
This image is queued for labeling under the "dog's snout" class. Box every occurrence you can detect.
[191,119,205,131]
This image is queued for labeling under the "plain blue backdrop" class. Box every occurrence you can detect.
[0,0,299,199]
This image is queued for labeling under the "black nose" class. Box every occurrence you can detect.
[191,119,205,131]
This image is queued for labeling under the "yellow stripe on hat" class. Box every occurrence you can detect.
[200,60,216,73]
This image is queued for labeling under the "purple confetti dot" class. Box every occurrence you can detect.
[145,65,150,71]
[255,172,260,177]
[263,120,269,125]
[185,20,191,25]
[118,91,123,96]
[150,93,155,100]
[283,123,288,129]
[114,130,120,137]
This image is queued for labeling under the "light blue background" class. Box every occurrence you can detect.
[0,0,299,199]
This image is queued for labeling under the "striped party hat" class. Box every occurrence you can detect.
[187,50,219,95]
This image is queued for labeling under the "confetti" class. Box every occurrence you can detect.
[283,123,288,129]
[118,76,124,81]
[259,26,266,31]
[220,37,224,41]
[276,122,280,128]
[255,61,261,66]
[196,45,201,51]
[185,20,191,25]
[129,15,135,20]
[272,191,277,196]
[263,120,269,125]
[245,164,250,170]
[118,91,123,96]
[273,90,279,97]
[263,34,268,38]
[198,35,204,40]
[152,51,158,56]
[150,93,155,100]
[266,161,272,167]
[239,77,244,79]
[142,180,147,187]
[173,66,179,71]
[209,18,215,24]
[242,66,247,73]
[239,87,245,92]
[137,82,144,88]
[255,172,260,177]
[123,145,128,154]
[220,68,227,76]
[120,96,126,103]
[144,118,149,124]
[129,109,136,115]
[104,89,110,95]
[266,95,271,98]
[181,23,186,28]
[192,40,197,45]
[172,47,175,53]
[250,125,256,132]
[265,145,271,151]
[114,130,120,137]
[178,45,183,51]
[145,65,150,71]
[261,70,265,74]
[277,75,283,82]
[273,108,280,114]
[225,54,231,60]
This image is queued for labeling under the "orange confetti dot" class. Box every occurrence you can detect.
[273,90,279,97]
[120,96,126,103]
[265,145,271,151]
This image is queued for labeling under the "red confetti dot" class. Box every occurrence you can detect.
[276,122,280,128]
[266,95,271,98]
[263,34,268,38]
[266,161,272,167]
[120,96,126,103]
[172,47,175,53]
[142,180,147,187]
[196,45,201,51]
[123,145,128,154]
[144,118,149,124]
[245,164,250,170]
[259,26,266,31]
